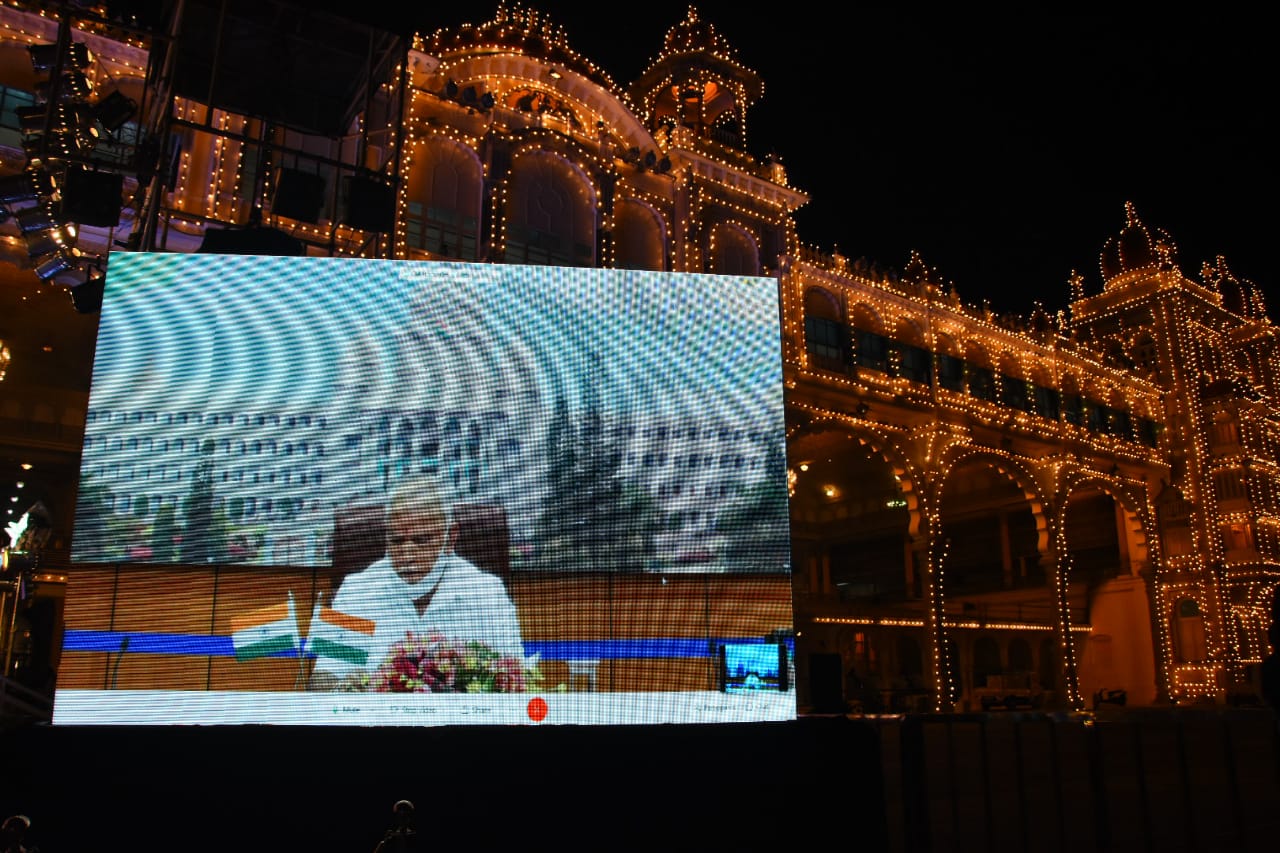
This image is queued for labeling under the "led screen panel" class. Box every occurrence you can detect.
[54,252,795,726]
[720,642,789,693]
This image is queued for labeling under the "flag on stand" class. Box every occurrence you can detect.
[306,604,376,667]
[230,592,300,661]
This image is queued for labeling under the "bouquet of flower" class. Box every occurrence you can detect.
[370,631,540,693]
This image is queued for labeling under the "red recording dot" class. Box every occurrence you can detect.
[527,697,548,722]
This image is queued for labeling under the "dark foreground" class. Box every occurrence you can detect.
[1,715,883,852]
[3,707,1279,852]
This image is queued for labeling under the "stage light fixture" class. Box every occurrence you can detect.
[67,42,92,68]
[27,43,57,72]
[15,105,47,136]
[20,136,73,169]
[18,101,96,138]
[33,246,83,281]
[21,128,99,167]
[24,228,76,260]
[28,42,91,72]
[0,171,57,206]
[36,71,93,102]
[92,89,138,132]
[15,204,63,235]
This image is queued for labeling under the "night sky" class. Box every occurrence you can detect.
[111,2,1273,315]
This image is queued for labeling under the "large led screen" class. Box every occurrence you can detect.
[53,252,795,725]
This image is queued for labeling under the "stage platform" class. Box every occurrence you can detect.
[1,716,887,852]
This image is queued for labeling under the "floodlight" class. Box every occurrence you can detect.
[25,227,76,260]
[15,204,62,235]
[28,42,91,72]
[0,171,57,206]
[33,246,83,280]
[36,71,93,102]
[18,101,95,138]
[92,90,138,132]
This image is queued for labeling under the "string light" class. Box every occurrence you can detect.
[3,2,1274,713]
[789,202,1276,709]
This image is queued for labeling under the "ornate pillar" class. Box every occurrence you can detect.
[922,532,955,712]
[596,169,616,267]
[1139,563,1173,704]
[1046,540,1085,711]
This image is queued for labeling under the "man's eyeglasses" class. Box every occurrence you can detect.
[388,532,443,548]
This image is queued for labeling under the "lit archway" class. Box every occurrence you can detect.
[1060,482,1157,707]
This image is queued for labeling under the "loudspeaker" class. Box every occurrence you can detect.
[272,168,325,223]
[808,652,846,713]
[198,225,305,256]
[60,167,124,227]
[340,175,395,233]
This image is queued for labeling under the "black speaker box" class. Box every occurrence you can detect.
[61,167,124,227]
[340,175,395,233]
[272,168,325,223]
[198,225,305,256]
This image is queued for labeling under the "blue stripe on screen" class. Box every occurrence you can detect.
[61,630,792,660]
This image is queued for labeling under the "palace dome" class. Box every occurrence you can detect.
[418,3,616,91]
[1099,201,1178,287]
[657,6,738,61]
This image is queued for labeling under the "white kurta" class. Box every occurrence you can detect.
[313,552,524,680]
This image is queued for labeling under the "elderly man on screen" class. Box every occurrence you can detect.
[307,474,524,691]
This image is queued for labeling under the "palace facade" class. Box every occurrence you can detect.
[1,0,1276,713]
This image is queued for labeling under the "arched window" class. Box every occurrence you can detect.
[803,288,845,370]
[707,222,759,276]
[403,137,483,260]
[1174,598,1208,662]
[1132,333,1159,374]
[965,345,996,401]
[850,305,888,372]
[613,198,666,271]
[936,335,964,392]
[893,318,931,384]
[1061,375,1084,425]
[503,151,596,267]
[998,355,1030,411]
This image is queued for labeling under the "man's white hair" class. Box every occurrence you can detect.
[385,472,451,528]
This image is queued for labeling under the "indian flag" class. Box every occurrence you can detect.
[306,604,376,667]
[230,592,300,661]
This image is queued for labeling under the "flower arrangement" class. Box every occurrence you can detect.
[368,631,540,693]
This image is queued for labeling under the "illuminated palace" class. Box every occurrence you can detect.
[0,1,1276,713]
